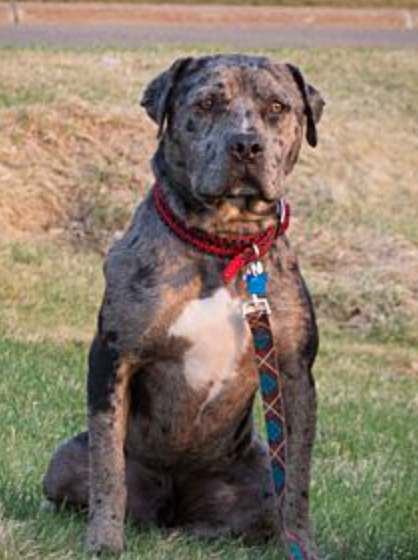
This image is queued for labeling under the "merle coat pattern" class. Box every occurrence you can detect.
[43,54,325,558]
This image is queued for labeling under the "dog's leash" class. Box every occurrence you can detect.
[242,259,311,560]
[153,182,311,560]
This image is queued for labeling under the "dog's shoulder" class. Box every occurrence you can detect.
[104,196,154,278]
[99,193,206,354]
[98,195,162,351]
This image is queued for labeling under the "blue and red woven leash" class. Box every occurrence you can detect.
[243,269,311,560]
[153,182,311,560]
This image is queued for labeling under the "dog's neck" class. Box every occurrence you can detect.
[152,151,279,237]
[152,149,204,221]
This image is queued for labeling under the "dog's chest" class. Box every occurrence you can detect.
[169,288,251,406]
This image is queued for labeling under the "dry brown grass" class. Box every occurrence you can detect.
[291,111,418,336]
[0,101,155,249]
[0,48,417,339]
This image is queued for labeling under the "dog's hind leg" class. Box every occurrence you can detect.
[43,431,89,510]
[43,432,173,528]
[173,436,280,544]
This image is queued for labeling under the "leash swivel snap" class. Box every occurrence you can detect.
[242,297,271,318]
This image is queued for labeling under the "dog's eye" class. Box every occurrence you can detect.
[270,101,286,115]
[197,97,214,111]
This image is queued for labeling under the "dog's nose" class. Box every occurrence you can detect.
[229,134,264,163]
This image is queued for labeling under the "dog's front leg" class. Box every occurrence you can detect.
[282,361,319,559]
[85,334,134,554]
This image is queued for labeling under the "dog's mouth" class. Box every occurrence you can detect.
[191,175,279,235]
[201,174,276,218]
[223,175,276,218]
[224,195,275,218]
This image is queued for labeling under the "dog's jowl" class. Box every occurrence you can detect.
[43,54,324,559]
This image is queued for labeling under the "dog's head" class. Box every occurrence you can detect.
[141,54,324,230]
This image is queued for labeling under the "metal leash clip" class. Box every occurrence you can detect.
[242,296,271,317]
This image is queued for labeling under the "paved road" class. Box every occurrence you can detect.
[0,3,417,48]
[1,22,418,48]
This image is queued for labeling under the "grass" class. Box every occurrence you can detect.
[1,46,418,560]
[1,294,418,560]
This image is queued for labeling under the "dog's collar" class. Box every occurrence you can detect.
[152,182,290,283]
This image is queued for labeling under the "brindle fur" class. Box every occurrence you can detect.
[43,54,324,558]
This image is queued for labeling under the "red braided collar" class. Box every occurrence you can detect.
[152,182,290,283]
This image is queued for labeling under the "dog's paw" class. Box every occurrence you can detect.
[85,522,125,555]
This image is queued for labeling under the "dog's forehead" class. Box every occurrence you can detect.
[183,55,296,102]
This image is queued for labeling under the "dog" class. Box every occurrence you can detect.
[43,54,324,558]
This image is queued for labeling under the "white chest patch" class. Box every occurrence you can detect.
[169,288,251,408]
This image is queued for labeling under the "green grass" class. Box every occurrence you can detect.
[0,242,103,342]
[1,322,418,560]
[1,45,418,560]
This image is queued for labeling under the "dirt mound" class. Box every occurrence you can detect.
[0,100,156,251]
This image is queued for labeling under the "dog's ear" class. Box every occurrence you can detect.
[140,57,194,138]
[285,64,325,148]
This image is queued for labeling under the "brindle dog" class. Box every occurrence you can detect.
[43,54,325,557]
